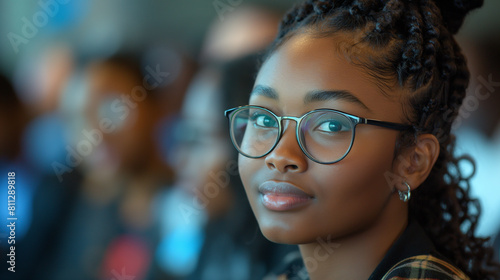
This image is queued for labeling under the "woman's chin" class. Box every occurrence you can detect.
[260,225,315,245]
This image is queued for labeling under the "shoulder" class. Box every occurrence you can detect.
[382,254,469,280]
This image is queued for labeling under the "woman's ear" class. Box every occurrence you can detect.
[392,133,440,192]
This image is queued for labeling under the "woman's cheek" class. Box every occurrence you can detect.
[308,133,397,233]
[238,154,251,188]
[238,155,259,201]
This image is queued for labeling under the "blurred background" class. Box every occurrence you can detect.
[0,0,499,279]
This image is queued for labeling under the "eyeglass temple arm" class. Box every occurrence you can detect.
[364,119,412,131]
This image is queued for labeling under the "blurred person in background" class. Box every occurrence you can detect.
[0,73,30,173]
[79,51,192,280]
[0,73,34,247]
[82,53,177,203]
[12,48,195,280]
[79,53,172,280]
[155,5,299,280]
[0,74,33,279]
[0,45,85,280]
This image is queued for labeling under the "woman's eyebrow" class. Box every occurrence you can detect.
[250,85,279,99]
[304,89,371,111]
[250,86,370,111]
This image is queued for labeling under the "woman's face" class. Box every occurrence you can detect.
[239,32,408,244]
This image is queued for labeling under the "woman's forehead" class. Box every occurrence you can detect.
[253,33,406,120]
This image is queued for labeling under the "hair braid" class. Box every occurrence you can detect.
[398,3,425,88]
[334,0,371,30]
[362,0,404,47]
[373,0,403,34]
[295,0,316,23]
[419,0,441,87]
[277,0,316,39]
[313,0,335,16]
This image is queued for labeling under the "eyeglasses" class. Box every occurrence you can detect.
[224,105,412,164]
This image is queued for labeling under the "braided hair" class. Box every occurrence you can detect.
[261,0,500,278]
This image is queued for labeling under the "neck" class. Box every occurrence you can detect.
[299,195,408,280]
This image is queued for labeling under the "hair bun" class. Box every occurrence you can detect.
[432,0,484,34]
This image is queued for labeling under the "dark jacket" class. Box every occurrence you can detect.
[266,219,469,280]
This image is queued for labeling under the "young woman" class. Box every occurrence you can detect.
[224,0,500,279]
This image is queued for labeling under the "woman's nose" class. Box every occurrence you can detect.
[264,121,308,173]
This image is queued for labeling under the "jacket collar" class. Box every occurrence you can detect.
[368,219,435,280]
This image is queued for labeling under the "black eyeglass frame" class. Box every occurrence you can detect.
[224,105,412,164]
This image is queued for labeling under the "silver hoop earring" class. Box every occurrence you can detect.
[398,182,411,202]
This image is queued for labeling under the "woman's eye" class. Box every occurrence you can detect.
[254,115,277,128]
[316,120,345,133]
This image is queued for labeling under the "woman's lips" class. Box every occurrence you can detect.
[258,181,313,211]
